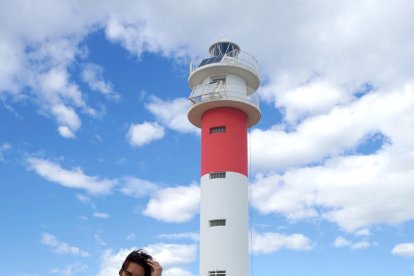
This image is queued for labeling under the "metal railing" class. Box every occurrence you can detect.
[190,50,259,75]
[189,81,259,108]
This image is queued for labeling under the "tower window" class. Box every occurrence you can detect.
[210,76,226,84]
[208,271,226,276]
[209,219,226,227]
[210,126,226,134]
[209,172,226,179]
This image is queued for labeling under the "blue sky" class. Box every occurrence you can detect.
[1,1,414,275]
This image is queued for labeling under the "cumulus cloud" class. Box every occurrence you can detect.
[334,236,351,248]
[0,143,11,163]
[57,126,76,138]
[104,18,159,57]
[1,0,414,255]
[157,232,200,242]
[81,63,120,101]
[145,96,198,134]
[98,248,130,276]
[93,212,110,219]
[75,194,96,209]
[334,237,371,250]
[2,0,414,140]
[41,233,89,257]
[119,176,158,197]
[392,243,414,258]
[252,232,312,254]
[250,87,414,171]
[262,78,353,123]
[143,184,200,223]
[126,121,165,147]
[50,263,88,276]
[249,82,414,232]
[251,146,414,232]
[126,233,136,240]
[144,243,197,267]
[27,38,96,138]
[98,244,196,276]
[27,157,115,195]
[162,267,193,276]
[0,8,97,138]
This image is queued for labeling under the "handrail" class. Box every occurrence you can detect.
[190,50,259,75]
[189,81,259,108]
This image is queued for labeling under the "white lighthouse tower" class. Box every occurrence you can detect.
[187,41,260,276]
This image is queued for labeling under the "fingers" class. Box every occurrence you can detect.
[147,259,162,276]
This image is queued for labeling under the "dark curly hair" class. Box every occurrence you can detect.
[119,249,153,276]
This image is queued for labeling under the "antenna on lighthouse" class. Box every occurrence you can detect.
[187,41,261,276]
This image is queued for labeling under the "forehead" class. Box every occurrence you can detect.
[124,262,145,276]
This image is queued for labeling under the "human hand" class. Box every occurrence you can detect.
[147,259,162,276]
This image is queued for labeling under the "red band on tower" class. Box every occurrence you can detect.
[201,107,248,176]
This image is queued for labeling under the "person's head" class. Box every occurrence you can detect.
[119,249,153,276]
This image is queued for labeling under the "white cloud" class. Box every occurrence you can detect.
[81,63,120,101]
[252,232,312,254]
[251,146,414,232]
[75,194,96,209]
[119,176,158,197]
[93,0,414,90]
[163,267,193,276]
[58,126,76,138]
[263,78,353,123]
[94,234,108,248]
[157,232,200,242]
[94,212,110,219]
[50,263,88,276]
[334,237,371,250]
[28,39,96,138]
[249,83,414,232]
[98,244,196,276]
[27,157,115,195]
[354,228,371,237]
[351,241,371,250]
[334,237,351,248]
[126,233,136,240]
[145,96,198,134]
[143,184,200,223]
[41,233,89,257]
[0,143,11,163]
[392,243,414,258]
[51,104,81,136]
[98,248,130,276]
[1,27,94,138]
[144,243,197,267]
[250,86,414,171]
[1,0,414,254]
[2,0,414,140]
[0,38,24,94]
[126,121,165,147]
[104,18,157,57]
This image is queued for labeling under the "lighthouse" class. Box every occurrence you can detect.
[187,41,260,276]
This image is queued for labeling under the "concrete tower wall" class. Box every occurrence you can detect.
[200,172,248,276]
[200,107,249,276]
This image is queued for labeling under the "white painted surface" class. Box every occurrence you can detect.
[199,171,249,276]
